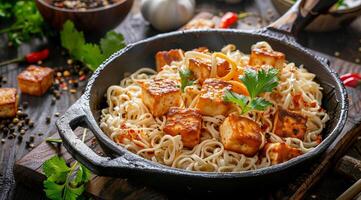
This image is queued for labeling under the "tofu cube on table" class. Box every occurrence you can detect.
[138,78,182,117]
[0,88,18,118]
[220,113,263,157]
[163,107,202,148]
[17,65,54,96]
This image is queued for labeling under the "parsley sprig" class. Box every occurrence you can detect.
[179,68,194,92]
[224,68,279,115]
[0,1,45,46]
[42,130,91,200]
[60,20,126,71]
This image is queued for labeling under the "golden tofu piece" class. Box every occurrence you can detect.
[195,78,232,116]
[263,143,302,165]
[0,88,18,118]
[188,59,230,84]
[273,108,307,140]
[163,107,202,148]
[138,78,182,117]
[188,58,211,84]
[17,65,54,96]
[220,113,263,156]
[155,49,183,72]
[249,47,285,69]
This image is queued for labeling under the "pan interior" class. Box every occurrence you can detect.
[87,30,343,172]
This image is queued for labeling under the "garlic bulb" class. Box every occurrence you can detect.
[141,0,196,32]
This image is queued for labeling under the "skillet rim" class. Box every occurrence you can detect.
[80,28,348,178]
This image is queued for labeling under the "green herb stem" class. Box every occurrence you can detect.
[45,138,63,144]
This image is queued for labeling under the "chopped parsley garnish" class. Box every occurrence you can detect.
[224,68,279,115]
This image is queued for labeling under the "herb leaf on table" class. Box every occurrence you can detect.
[0,1,45,46]
[60,20,126,71]
[43,130,91,200]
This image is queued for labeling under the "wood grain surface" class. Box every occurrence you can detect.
[1,0,361,199]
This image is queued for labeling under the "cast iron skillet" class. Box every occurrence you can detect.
[56,0,348,191]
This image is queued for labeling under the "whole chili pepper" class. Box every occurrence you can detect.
[340,73,361,81]
[219,12,239,28]
[342,76,361,88]
[0,49,49,66]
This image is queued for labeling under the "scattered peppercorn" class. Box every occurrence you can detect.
[29,135,35,142]
[13,118,19,124]
[20,129,26,135]
[29,121,34,128]
[63,70,70,77]
[46,117,51,124]
[17,135,23,143]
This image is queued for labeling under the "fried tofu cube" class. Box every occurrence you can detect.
[163,107,202,148]
[249,47,285,69]
[138,78,182,117]
[17,65,54,96]
[195,78,232,116]
[188,58,211,84]
[220,114,263,156]
[264,143,302,164]
[155,49,183,72]
[273,108,307,140]
[0,88,18,118]
[188,59,230,84]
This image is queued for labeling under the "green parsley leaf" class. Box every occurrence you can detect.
[60,21,85,57]
[42,156,70,179]
[224,89,248,109]
[240,68,279,99]
[224,68,279,115]
[0,1,45,46]
[179,68,194,92]
[60,20,126,71]
[249,97,272,111]
[80,43,104,71]
[0,2,12,18]
[100,31,126,58]
[43,156,91,200]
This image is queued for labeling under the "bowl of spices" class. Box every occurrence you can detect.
[272,0,361,32]
[35,0,134,32]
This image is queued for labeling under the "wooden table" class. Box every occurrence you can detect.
[1,0,361,199]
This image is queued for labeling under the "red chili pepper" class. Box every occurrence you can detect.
[0,49,49,66]
[25,49,49,63]
[340,73,361,81]
[343,77,361,88]
[220,12,239,28]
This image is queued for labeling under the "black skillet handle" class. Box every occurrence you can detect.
[268,0,338,36]
[56,98,140,175]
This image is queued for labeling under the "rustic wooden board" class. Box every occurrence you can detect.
[12,50,361,199]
